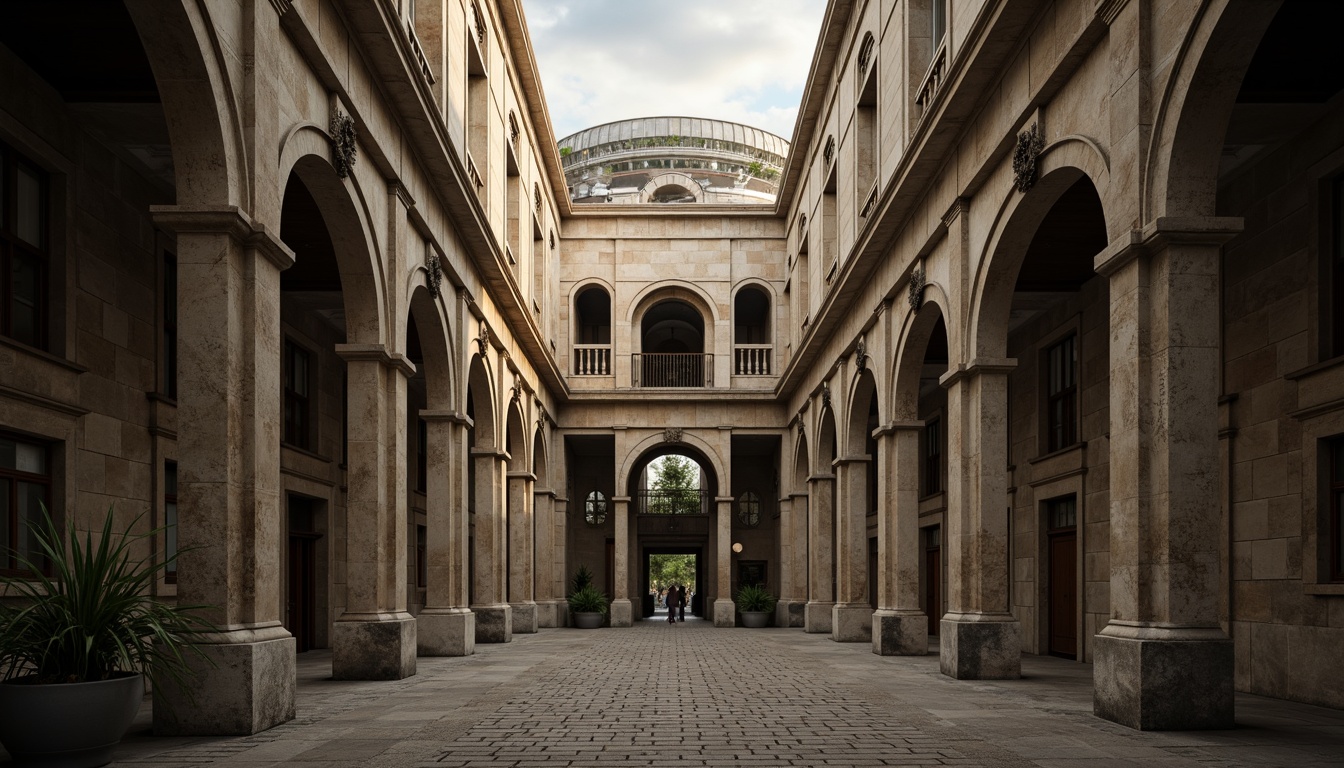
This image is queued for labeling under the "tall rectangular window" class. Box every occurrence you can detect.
[1046,334,1078,452]
[0,433,51,575]
[1330,438,1344,581]
[931,0,947,46]
[163,254,178,399]
[283,339,312,450]
[164,461,178,583]
[1,142,48,349]
[1332,176,1344,358]
[924,418,942,496]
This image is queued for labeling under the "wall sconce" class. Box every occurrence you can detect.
[732,542,743,553]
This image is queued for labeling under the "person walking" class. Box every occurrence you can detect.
[667,584,681,624]
[677,584,687,622]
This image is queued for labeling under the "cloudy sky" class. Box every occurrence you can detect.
[519,1,828,143]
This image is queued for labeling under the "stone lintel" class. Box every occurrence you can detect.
[332,615,416,680]
[1093,216,1244,276]
[872,609,929,656]
[420,408,473,425]
[153,635,296,736]
[149,205,296,271]
[938,358,1017,389]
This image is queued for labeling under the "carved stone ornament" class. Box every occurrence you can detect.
[663,427,683,444]
[855,338,868,372]
[799,212,807,230]
[549,230,556,250]
[330,111,357,179]
[1013,123,1045,193]
[508,112,520,148]
[476,322,490,357]
[823,135,836,167]
[534,183,542,212]
[510,378,522,406]
[426,249,443,299]
[822,382,831,409]
[471,2,486,45]
[908,267,926,311]
[795,417,805,437]
[536,400,547,434]
[858,33,876,78]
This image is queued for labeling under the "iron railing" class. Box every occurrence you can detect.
[636,489,709,515]
[632,353,713,387]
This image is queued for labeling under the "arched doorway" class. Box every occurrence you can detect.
[638,300,708,386]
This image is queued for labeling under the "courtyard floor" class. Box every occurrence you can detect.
[8,618,1344,767]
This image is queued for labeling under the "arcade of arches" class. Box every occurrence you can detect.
[0,0,1341,742]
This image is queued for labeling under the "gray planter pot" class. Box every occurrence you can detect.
[0,673,143,768]
[741,610,770,628]
[573,612,604,629]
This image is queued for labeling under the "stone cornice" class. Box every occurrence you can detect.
[420,409,473,426]
[149,205,296,271]
[333,343,417,377]
[938,358,1018,388]
[1094,216,1244,276]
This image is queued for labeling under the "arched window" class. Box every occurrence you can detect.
[736,491,761,527]
[733,286,772,375]
[585,490,608,525]
[573,286,611,375]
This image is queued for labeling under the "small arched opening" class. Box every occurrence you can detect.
[733,286,772,375]
[637,299,708,387]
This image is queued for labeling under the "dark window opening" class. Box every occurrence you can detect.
[924,419,942,496]
[164,461,177,583]
[0,142,49,350]
[0,433,51,575]
[1046,334,1078,453]
[283,338,312,450]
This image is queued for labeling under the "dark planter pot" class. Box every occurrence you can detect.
[0,673,143,768]
[741,610,770,628]
[573,612,604,629]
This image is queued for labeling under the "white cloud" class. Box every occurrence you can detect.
[520,0,827,143]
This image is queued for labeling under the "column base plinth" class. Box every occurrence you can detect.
[940,613,1021,679]
[609,599,633,627]
[510,602,538,634]
[153,632,295,736]
[832,604,872,642]
[1093,624,1234,730]
[713,599,735,627]
[777,599,807,628]
[536,600,563,628]
[416,609,475,656]
[804,601,834,633]
[332,615,416,680]
[872,610,929,655]
[472,604,513,643]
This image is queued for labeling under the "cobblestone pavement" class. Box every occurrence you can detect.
[7,619,1343,767]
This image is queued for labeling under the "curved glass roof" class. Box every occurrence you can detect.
[558,116,789,158]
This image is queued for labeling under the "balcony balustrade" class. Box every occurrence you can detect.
[733,344,772,376]
[572,344,612,375]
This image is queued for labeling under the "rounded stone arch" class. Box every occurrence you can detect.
[504,398,528,472]
[407,285,455,411]
[280,152,386,346]
[532,426,550,488]
[466,354,497,449]
[967,161,1110,361]
[890,296,949,422]
[1146,0,1282,221]
[571,278,614,345]
[844,369,880,457]
[627,281,720,327]
[792,429,811,489]
[125,0,241,206]
[639,172,704,204]
[616,433,726,500]
[731,279,775,344]
[815,405,838,475]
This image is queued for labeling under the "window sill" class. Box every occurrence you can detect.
[1303,583,1344,596]
[1029,442,1087,464]
[0,335,86,374]
[281,443,333,464]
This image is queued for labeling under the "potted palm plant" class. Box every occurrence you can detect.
[0,507,213,768]
[566,565,608,629]
[735,583,777,628]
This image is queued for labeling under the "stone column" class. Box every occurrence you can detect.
[1092,220,1239,730]
[714,496,736,627]
[872,424,927,655]
[417,411,474,656]
[780,492,809,627]
[507,470,538,633]
[149,208,296,736]
[940,360,1021,679]
[331,347,417,680]
[552,494,570,627]
[610,496,632,626]
[471,447,512,642]
[804,473,836,633]
[533,486,560,627]
[832,456,871,642]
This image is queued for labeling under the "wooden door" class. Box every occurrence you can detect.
[925,532,940,636]
[287,533,318,653]
[1048,531,1077,658]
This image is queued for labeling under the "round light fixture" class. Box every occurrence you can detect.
[732,542,743,553]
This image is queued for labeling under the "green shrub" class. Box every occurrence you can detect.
[734,583,777,613]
